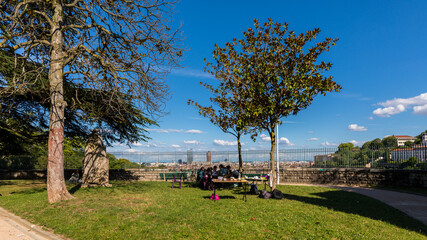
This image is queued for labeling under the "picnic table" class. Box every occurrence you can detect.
[246,176,270,191]
[212,178,248,201]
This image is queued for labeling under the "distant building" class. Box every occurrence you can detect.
[314,154,335,165]
[391,145,427,161]
[394,135,416,147]
[422,133,427,144]
[187,149,193,165]
[206,151,211,163]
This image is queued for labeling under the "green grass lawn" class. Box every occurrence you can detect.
[1,180,426,240]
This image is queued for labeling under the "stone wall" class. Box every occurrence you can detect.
[1,168,426,187]
[245,168,427,187]
[0,169,194,182]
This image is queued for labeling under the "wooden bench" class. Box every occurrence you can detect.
[159,172,188,181]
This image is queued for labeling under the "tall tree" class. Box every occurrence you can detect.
[188,78,254,172]
[206,19,341,190]
[1,0,182,202]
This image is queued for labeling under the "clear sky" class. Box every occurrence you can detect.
[109,0,427,153]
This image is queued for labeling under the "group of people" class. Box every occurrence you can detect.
[196,164,240,190]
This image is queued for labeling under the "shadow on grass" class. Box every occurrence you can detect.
[10,187,47,195]
[283,190,427,236]
[0,181,14,186]
[184,182,200,188]
[69,184,81,194]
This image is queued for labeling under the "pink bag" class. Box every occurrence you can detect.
[210,194,219,200]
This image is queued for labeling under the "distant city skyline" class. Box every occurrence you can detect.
[109,0,427,153]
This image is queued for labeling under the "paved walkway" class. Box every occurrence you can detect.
[287,184,427,226]
[333,186,427,226]
[0,207,64,240]
[0,186,426,239]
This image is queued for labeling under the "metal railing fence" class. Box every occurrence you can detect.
[2,145,426,170]
[110,145,427,170]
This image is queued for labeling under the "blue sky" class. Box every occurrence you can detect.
[109,0,427,153]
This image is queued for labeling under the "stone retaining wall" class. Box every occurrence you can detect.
[246,168,427,187]
[1,168,426,187]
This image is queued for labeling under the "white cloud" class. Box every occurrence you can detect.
[147,128,170,133]
[185,129,204,134]
[322,141,338,146]
[373,105,406,117]
[171,144,181,148]
[213,139,243,146]
[141,143,158,148]
[307,138,319,141]
[348,124,367,131]
[124,149,142,153]
[307,131,314,134]
[168,129,183,133]
[373,93,427,117]
[413,104,427,115]
[259,134,294,146]
[368,116,374,120]
[184,140,203,145]
[131,142,143,146]
[260,134,271,142]
[279,137,295,146]
[171,68,214,79]
[349,140,366,147]
[147,128,204,134]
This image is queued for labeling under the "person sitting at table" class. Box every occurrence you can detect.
[212,166,218,179]
[203,168,213,190]
[205,167,213,178]
[231,168,240,179]
[225,165,232,178]
[197,167,205,182]
[218,164,228,177]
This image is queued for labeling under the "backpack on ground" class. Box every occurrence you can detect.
[259,189,272,199]
[250,184,258,195]
[272,189,284,199]
[210,193,219,201]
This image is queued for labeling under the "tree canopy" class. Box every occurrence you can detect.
[1,0,183,202]
[188,70,255,172]
[201,19,341,189]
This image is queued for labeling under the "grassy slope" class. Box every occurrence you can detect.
[0,180,426,240]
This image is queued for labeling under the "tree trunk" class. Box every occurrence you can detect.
[237,132,243,172]
[269,130,277,190]
[47,1,74,203]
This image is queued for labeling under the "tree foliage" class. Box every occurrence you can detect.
[203,19,341,189]
[1,0,183,202]
[188,72,255,171]
[414,130,427,144]
[0,50,157,148]
[381,136,397,148]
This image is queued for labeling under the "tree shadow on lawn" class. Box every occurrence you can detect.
[69,184,81,194]
[283,190,427,236]
[0,181,14,186]
[10,187,47,195]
